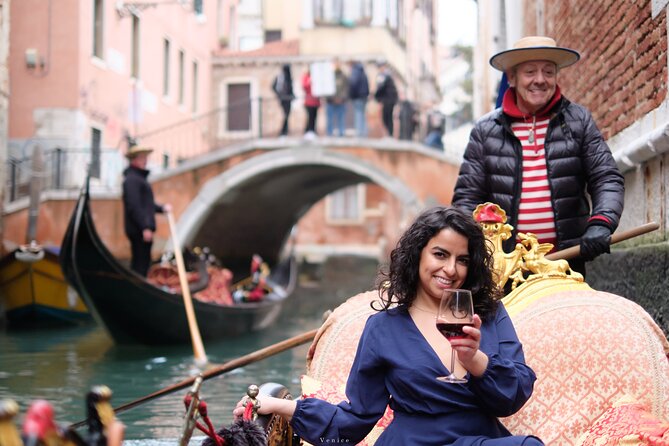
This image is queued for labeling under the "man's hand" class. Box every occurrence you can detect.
[142,229,153,242]
[580,225,612,261]
[162,203,172,213]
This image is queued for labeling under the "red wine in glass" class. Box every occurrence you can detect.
[437,322,474,340]
[436,289,474,383]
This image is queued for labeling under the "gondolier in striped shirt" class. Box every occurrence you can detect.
[452,36,624,276]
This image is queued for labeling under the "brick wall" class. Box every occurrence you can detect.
[524,0,667,139]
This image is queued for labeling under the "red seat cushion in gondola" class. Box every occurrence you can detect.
[147,265,201,292]
[575,395,669,445]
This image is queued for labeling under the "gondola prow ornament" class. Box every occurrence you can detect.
[0,400,22,446]
[180,382,266,446]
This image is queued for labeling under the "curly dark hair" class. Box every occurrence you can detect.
[374,206,501,321]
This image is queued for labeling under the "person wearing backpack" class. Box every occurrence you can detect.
[374,60,398,137]
[272,64,295,136]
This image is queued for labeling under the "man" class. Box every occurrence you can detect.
[122,145,170,276]
[325,59,349,136]
[348,60,369,137]
[374,60,398,137]
[272,64,295,136]
[452,36,624,275]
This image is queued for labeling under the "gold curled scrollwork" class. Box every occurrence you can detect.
[472,203,583,291]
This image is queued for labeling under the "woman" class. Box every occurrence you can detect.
[301,68,320,137]
[234,207,541,445]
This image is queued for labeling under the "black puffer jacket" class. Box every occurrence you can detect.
[452,96,624,253]
[122,165,163,239]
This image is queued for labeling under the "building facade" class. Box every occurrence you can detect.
[4,0,442,264]
[7,0,220,198]
[0,0,9,250]
[209,0,441,262]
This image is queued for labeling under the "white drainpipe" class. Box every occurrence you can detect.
[614,122,669,173]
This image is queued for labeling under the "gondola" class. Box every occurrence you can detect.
[59,179,297,345]
[0,244,90,326]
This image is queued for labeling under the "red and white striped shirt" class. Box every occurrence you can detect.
[510,117,557,248]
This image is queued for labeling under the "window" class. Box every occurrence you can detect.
[265,30,282,43]
[178,50,185,105]
[314,0,372,25]
[227,83,251,131]
[90,128,102,179]
[327,185,363,223]
[163,39,170,96]
[192,61,198,113]
[194,0,203,15]
[93,0,104,58]
[131,14,140,79]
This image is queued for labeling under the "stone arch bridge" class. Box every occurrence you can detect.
[2,137,461,275]
[149,137,461,273]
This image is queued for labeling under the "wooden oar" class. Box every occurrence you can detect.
[546,222,659,261]
[68,328,318,429]
[166,210,208,368]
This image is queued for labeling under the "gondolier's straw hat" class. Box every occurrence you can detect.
[489,36,580,72]
[126,145,154,159]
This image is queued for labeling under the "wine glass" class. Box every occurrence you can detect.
[435,289,474,383]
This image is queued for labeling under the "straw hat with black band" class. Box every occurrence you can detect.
[489,36,580,72]
[126,145,153,159]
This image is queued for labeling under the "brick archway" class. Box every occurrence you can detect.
[175,147,426,272]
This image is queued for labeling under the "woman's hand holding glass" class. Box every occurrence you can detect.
[435,289,489,382]
[449,313,484,372]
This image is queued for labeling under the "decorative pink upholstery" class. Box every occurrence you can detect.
[304,291,392,446]
[502,290,669,445]
[303,289,669,445]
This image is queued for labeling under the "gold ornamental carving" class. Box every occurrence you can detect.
[472,203,583,290]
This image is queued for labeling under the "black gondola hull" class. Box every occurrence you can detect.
[59,181,295,345]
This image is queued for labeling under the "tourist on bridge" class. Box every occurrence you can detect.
[301,67,321,139]
[272,64,295,136]
[374,59,399,137]
[122,145,171,277]
[452,36,624,276]
[325,58,349,137]
[348,60,370,137]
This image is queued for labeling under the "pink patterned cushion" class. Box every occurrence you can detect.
[304,291,393,445]
[502,290,669,444]
[300,374,393,446]
[576,395,669,445]
[306,291,380,385]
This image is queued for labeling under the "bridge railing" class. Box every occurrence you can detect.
[4,96,445,203]
[133,95,443,165]
[5,147,124,203]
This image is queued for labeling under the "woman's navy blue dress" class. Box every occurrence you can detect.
[290,303,541,445]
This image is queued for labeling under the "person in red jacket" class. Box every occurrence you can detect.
[302,68,321,138]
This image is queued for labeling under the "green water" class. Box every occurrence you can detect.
[0,257,379,441]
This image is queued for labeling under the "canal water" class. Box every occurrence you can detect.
[0,256,380,442]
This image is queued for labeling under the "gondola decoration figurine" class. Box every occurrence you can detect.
[0,399,22,446]
[180,378,266,446]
